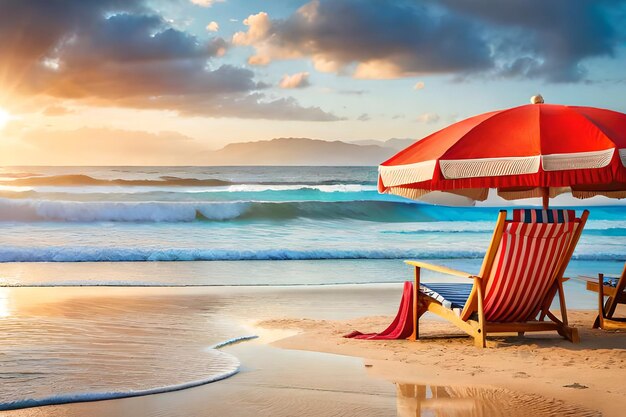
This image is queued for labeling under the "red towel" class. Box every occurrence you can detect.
[344,281,414,340]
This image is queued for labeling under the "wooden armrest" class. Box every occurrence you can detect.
[586,280,619,297]
[404,260,478,279]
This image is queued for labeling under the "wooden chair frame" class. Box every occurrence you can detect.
[587,263,626,330]
[406,209,589,348]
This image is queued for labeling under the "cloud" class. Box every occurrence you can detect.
[431,0,626,81]
[338,90,367,96]
[233,1,492,78]
[279,72,311,89]
[0,0,340,121]
[413,81,425,90]
[416,112,440,124]
[42,105,74,116]
[232,12,279,65]
[319,88,367,95]
[357,113,371,122]
[125,93,344,121]
[190,0,225,7]
[206,21,219,32]
[232,0,625,82]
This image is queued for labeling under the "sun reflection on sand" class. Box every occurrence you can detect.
[394,383,600,417]
[0,288,11,317]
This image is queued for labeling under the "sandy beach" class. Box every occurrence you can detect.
[1,284,623,417]
[4,0,626,415]
[264,308,626,416]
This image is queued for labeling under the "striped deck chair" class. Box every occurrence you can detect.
[406,209,589,347]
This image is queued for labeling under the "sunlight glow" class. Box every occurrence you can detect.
[0,108,11,130]
[0,289,10,318]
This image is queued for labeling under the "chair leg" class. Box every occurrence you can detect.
[473,329,486,348]
[541,283,579,344]
[555,279,580,343]
[410,267,421,341]
[474,276,486,348]
[595,273,605,329]
[592,315,601,329]
[557,326,580,343]
[410,306,427,341]
[548,311,580,343]
[557,278,569,326]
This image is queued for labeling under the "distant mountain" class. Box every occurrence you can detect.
[204,137,399,166]
[206,137,397,166]
[349,138,415,150]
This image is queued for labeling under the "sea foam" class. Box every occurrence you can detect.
[0,246,622,263]
[0,335,256,411]
[0,198,428,223]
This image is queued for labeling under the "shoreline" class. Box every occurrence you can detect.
[1,284,623,416]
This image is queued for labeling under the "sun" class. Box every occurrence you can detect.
[0,108,11,129]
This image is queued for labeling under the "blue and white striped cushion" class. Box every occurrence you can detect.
[420,283,473,311]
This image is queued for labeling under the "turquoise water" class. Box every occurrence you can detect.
[0,166,624,411]
[0,166,624,282]
[0,165,624,305]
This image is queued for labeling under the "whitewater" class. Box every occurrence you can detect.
[0,166,624,267]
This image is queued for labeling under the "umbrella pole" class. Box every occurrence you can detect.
[542,187,550,210]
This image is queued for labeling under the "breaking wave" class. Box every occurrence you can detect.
[0,183,377,196]
[0,198,624,224]
[1,174,233,187]
[0,198,439,223]
[0,174,374,188]
[0,247,622,263]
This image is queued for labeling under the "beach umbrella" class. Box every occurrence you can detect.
[378,95,626,208]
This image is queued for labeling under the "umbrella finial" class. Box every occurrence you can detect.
[530,94,544,104]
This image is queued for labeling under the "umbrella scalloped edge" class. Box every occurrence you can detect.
[379,160,436,187]
[542,149,614,171]
[439,156,539,180]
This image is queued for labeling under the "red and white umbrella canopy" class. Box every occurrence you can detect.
[378,97,626,204]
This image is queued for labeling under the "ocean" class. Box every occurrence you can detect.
[0,166,625,410]
[0,166,624,284]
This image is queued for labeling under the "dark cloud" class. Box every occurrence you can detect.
[66,13,225,63]
[433,0,626,81]
[0,0,340,121]
[0,0,144,64]
[234,0,625,82]
[234,1,491,78]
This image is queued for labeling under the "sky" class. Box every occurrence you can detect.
[0,0,625,165]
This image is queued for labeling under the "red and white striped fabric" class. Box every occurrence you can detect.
[483,220,575,322]
[378,103,626,203]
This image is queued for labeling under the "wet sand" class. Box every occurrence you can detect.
[0,285,622,416]
[262,308,626,417]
